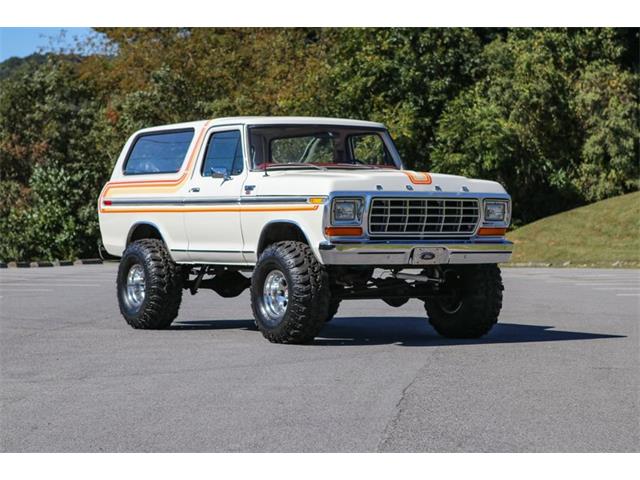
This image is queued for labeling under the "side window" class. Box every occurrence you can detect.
[124,129,194,175]
[349,133,390,166]
[202,130,244,176]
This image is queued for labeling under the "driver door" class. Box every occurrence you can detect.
[184,126,247,264]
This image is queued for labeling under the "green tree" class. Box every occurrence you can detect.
[0,58,106,260]
[322,28,483,167]
[431,28,639,224]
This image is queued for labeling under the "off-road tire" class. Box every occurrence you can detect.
[251,241,330,344]
[117,239,183,329]
[424,264,503,338]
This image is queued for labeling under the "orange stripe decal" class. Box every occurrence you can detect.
[403,171,432,185]
[100,205,320,214]
[98,121,212,213]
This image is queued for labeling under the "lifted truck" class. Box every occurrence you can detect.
[98,117,512,343]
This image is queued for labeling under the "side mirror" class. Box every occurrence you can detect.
[210,167,231,181]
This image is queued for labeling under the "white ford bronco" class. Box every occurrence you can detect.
[99,117,513,343]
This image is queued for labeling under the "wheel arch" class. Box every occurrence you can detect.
[256,220,312,255]
[126,221,168,246]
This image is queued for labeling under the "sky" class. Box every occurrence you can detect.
[0,27,95,61]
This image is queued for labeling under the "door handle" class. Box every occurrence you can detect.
[189,187,200,193]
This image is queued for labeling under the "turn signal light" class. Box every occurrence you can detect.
[477,227,507,236]
[324,226,363,237]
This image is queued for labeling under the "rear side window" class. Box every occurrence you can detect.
[202,130,244,176]
[123,129,194,175]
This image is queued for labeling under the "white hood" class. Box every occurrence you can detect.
[250,169,508,196]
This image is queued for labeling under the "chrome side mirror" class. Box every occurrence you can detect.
[210,167,231,181]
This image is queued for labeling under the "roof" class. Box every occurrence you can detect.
[135,116,386,134]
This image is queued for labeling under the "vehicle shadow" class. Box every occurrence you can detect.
[170,316,625,347]
[170,319,257,331]
[314,316,626,346]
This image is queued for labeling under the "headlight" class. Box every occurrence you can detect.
[332,198,364,224]
[484,200,508,222]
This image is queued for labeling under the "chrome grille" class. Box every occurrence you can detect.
[368,197,480,238]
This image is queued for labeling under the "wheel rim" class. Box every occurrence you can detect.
[124,263,146,311]
[260,269,289,326]
[438,269,463,314]
[438,292,463,314]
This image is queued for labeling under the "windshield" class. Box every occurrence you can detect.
[248,125,400,170]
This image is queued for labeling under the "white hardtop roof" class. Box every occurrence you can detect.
[137,116,387,133]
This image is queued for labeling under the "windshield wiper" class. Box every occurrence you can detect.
[324,163,388,169]
[265,163,326,171]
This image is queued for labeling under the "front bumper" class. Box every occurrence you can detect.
[318,239,513,265]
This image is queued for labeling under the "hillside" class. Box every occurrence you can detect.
[507,192,640,267]
[0,53,48,80]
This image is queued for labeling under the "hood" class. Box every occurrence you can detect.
[250,169,507,196]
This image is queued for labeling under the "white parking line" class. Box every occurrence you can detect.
[616,293,640,297]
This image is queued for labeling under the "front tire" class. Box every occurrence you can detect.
[251,241,330,344]
[117,239,183,329]
[425,264,503,338]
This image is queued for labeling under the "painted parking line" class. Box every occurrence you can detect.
[616,293,640,297]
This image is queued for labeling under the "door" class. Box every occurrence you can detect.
[184,126,247,264]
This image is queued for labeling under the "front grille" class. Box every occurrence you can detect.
[368,197,480,239]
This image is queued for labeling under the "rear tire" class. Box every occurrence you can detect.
[251,241,330,344]
[117,239,183,329]
[425,264,503,338]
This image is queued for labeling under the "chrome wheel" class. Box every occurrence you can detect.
[124,263,146,311]
[260,269,289,325]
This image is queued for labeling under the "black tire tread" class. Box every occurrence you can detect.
[251,241,329,344]
[117,239,183,329]
[425,264,503,338]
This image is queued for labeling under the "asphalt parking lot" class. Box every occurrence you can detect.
[1,264,638,452]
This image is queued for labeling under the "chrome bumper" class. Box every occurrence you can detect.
[318,240,513,266]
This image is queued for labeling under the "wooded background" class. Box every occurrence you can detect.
[0,28,638,261]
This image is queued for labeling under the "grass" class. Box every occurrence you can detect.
[506,191,640,268]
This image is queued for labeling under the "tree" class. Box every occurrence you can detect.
[431,28,639,224]
[322,28,483,167]
[0,58,105,259]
